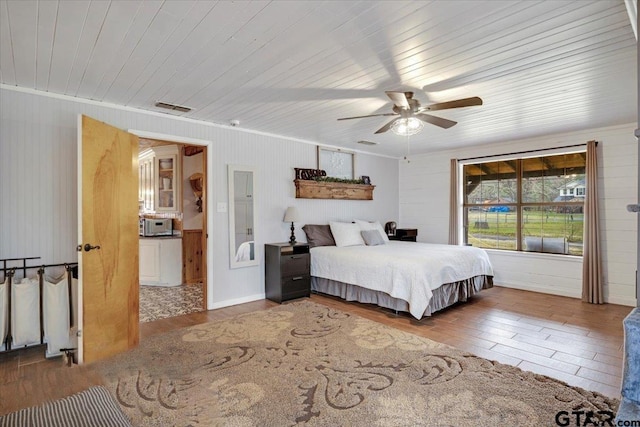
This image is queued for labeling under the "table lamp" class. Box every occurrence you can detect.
[283,206,300,245]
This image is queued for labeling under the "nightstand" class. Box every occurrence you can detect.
[389,228,418,242]
[265,243,310,303]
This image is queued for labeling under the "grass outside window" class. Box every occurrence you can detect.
[463,152,586,255]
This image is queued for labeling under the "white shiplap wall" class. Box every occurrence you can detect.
[0,87,399,308]
[399,123,637,306]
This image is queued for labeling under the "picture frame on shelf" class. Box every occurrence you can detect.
[317,146,355,179]
[361,176,371,185]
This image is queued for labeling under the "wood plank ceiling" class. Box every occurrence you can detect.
[0,0,636,157]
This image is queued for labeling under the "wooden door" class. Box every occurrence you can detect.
[78,115,139,364]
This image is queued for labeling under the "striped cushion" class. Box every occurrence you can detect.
[0,386,131,427]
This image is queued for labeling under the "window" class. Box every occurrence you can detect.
[463,152,586,255]
[317,146,355,179]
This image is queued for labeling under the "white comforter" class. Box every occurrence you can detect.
[311,241,494,319]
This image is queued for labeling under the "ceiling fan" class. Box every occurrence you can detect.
[337,91,483,134]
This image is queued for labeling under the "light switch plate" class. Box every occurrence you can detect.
[217,202,227,213]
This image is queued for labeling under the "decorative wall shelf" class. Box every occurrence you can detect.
[294,179,375,200]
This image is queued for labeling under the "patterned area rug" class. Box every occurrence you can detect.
[97,300,619,426]
[139,284,203,323]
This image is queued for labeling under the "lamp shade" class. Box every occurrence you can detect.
[283,206,300,223]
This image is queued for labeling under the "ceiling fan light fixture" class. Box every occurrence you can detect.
[391,117,424,136]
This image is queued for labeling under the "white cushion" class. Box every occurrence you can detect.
[354,220,390,243]
[361,229,386,246]
[329,221,365,247]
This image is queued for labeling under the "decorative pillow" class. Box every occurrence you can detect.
[302,224,336,248]
[329,221,365,247]
[354,220,390,243]
[361,229,386,246]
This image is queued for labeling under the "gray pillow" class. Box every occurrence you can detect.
[361,229,386,246]
[302,224,336,248]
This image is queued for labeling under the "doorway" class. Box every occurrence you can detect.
[136,136,208,323]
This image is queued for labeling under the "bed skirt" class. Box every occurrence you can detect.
[311,275,493,318]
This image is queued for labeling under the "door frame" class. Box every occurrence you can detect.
[130,129,213,310]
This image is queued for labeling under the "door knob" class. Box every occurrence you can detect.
[77,244,100,252]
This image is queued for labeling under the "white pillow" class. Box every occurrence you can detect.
[354,220,389,243]
[329,221,365,247]
[361,230,385,246]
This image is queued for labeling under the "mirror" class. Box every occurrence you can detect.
[228,165,257,268]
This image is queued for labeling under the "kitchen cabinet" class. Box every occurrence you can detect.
[139,237,182,286]
[182,230,203,284]
[139,145,181,213]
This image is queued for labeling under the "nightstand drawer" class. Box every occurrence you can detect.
[280,253,310,277]
[282,275,310,294]
[396,228,417,238]
[390,228,418,242]
[265,242,311,303]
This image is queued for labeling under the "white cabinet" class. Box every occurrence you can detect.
[139,238,161,283]
[139,155,154,212]
[139,238,182,286]
[139,145,181,213]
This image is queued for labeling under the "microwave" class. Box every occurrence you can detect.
[140,218,173,237]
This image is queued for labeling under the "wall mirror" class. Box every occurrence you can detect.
[228,164,258,268]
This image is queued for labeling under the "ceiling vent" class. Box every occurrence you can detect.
[357,140,378,146]
[154,101,192,113]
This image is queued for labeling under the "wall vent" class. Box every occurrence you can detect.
[357,140,378,146]
[154,101,192,113]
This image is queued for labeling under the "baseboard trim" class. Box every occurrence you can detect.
[208,293,266,310]
[494,282,581,299]
[605,295,638,307]
[495,283,637,307]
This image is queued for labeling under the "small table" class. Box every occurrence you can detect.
[264,243,310,303]
[389,228,418,242]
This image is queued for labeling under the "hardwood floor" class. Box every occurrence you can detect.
[311,287,632,399]
[0,286,632,415]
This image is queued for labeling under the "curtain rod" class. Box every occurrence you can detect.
[2,262,78,272]
[457,140,597,162]
[0,257,41,262]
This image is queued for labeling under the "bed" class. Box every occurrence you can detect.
[304,222,494,319]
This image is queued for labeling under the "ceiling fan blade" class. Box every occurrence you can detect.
[337,112,397,121]
[422,96,483,111]
[385,91,410,109]
[415,113,457,129]
[374,118,401,134]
